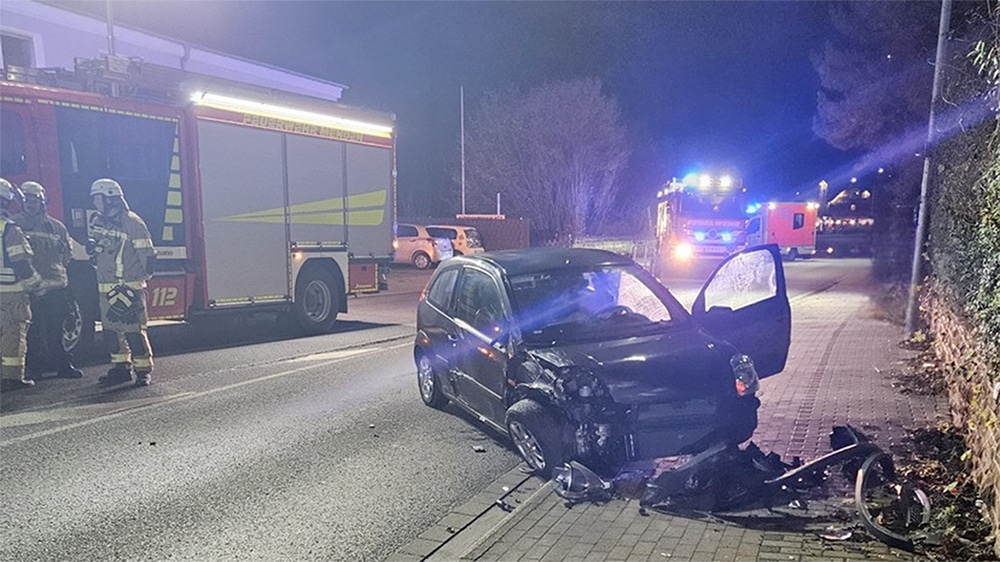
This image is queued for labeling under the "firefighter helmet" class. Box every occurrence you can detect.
[0,178,19,202]
[20,181,46,202]
[90,178,125,197]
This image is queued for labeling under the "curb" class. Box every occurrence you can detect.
[457,480,555,561]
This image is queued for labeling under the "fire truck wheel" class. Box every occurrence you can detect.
[62,295,95,355]
[293,266,339,335]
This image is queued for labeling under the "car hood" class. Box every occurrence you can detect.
[526,329,738,404]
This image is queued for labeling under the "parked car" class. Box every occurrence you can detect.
[413,245,790,477]
[393,223,454,269]
[425,225,485,256]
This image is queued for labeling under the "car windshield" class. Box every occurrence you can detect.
[508,265,684,343]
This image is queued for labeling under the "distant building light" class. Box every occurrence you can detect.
[850,177,858,183]
[878,168,885,174]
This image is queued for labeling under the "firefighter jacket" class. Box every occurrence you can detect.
[1,217,39,293]
[11,211,70,292]
[90,211,156,293]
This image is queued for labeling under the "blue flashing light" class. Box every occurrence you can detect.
[745,203,761,215]
[721,232,733,243]
[693,231,707,242]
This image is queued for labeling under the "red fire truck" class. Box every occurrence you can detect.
[654,173,748,269]
[745,201,819,261]
[0,57,396,353]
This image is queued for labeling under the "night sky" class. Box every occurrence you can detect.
[60,0,857,216]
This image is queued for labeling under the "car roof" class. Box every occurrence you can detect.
[453,247,633,277]
[426,224,478,230]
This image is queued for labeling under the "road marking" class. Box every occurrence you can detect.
[0,341,412,447]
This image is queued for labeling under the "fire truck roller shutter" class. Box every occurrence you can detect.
[198,121,289,304]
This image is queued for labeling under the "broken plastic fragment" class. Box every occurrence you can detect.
[819,528,852,541]
[472,445,486,453]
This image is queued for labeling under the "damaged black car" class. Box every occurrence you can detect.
[414,245,790,477]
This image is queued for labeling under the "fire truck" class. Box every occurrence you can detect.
[745,201,819,261]
[654,173,748,268]
[0,57,396,353]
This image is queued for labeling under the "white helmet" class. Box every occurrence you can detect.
[20,181,46,202]
[1,178,21,202]
[90,178,124,197]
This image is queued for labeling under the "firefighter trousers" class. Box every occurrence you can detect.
[0,292,32,382]
[27,287,76,374]
[99,287,153,373]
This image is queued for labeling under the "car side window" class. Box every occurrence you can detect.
[427,268,459,310]
[703,249,777,311]
[455,269,504,335]
[398,225,418,237]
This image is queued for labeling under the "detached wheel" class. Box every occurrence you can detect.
[506,399,567,478]
[416,352,448,408]
[294,267,339,335]
[412,252,431,270]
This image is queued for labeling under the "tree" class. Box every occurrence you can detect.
[463,78,629,244]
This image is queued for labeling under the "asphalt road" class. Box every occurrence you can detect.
[0,257,874,561]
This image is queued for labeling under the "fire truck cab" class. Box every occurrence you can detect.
[655,173,748,269]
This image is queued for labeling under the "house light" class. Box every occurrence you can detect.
[190,92,393,138]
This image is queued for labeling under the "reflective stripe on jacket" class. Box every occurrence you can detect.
[1,218,35,293]
[90,210,155,287]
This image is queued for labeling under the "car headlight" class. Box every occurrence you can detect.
[673,242,695,261]
[730,354,760,397]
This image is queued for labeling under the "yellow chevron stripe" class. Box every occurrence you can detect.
[218,190,387,224]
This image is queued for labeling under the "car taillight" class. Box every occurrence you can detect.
[730,354,759,397]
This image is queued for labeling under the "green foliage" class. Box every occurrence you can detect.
[929,0,1000,344]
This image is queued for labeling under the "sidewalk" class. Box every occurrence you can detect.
[391,271,950,562]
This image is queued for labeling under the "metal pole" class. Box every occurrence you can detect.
[105,0,116,56]
[905,0,952,335]
[461,86,466,215]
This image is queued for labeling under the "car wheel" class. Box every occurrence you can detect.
[783,249,798,262]
[412,252,431,270]
[293,266,339,334]
[416,352,448,408]
[506,399,567,478]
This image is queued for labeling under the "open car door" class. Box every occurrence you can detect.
[691,244,790,378]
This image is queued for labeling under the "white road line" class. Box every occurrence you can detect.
[0,342,412,447]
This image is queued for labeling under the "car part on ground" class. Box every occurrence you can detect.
[548,425,932,552]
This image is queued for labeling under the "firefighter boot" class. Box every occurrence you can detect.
[134,372,151,387]
[57,363,85,379]
[57,354,84,379]
[98,364,134,385]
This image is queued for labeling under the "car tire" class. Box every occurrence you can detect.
[783,249,798,262]
[506,399,567,478]
[416,352,448,408]
[412,252,432,270]
[293,266,339,334]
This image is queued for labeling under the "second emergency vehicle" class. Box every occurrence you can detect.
[746,201,819,261]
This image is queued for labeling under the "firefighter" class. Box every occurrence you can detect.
[1,178,40,391]
[14,181,85,380]
[89,178,157,387]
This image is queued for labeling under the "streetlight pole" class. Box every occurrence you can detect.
[905,0,953,335]
[460,85,466,216]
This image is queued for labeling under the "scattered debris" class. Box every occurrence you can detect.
[472,445,486,453]
[494,499,514,512]
[818,527,853,541]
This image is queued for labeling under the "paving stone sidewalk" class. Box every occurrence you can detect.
[394,271,950,562]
